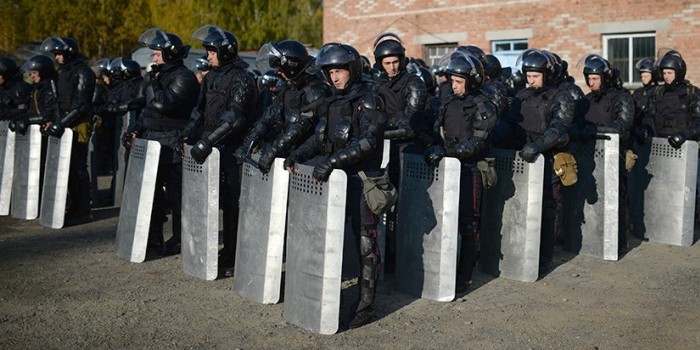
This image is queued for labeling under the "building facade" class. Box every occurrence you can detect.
[323,0,700,88]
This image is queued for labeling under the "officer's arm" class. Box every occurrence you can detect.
[641,87,660,136]
[685,88,700,140]
[328,93,386,168]
[61,67,95,127]
[272,84,326,155]
[448,101,498,160]
[149,72,198,116]
[599,92,634,138]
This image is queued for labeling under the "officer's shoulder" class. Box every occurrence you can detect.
[302,79,329,102]
[360,89,384,111]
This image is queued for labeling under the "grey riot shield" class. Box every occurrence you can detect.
[87,125,99,207]
[480,149,544,282]
[562,134,620,261]
[283,164,347,335]
[115,139,160,262]
[629,137,698,247]
[11,125,41,220]
[0,121,15,215]
[234,158,289,303]
[113,111,131,207]
[39,129,74,229]
[395,153,460,302]
[180,145,220,281]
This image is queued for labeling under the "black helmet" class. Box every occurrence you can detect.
[0,56,19,81]
[457,45,487,67]
[373,32,406,72]
[258,69,282,90]
[193,55,211,72]
[361,55,371,74]
[192,25,238,64]
[256,40,311,80]
[484,54,502,80]
[315,43,363,86]
[416,66,437,93]
[40,36,80,62]
[430,64,445,77]
[139,28,190,63]
[110,57,141,79]
[93,58,111,78]
[442,51,485,91]
[635,58,658,85]
[518,49,555,85]
[511,70,526,90]
[656,50,686,82]
[581,54,613,87]
[542,50,564,80]
[20,54,56,79]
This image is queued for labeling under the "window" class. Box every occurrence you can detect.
[603,33,655,85]
[423,43,458,67]
[491,39,528,53]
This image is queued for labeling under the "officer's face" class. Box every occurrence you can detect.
[640,72,652,85]
[526,72,544,89]
[662,69,676,84]
[207,50,220,68]
[382,56,401,77]
[451,75,467,95]
[29,71,41,84]
[54,53,64,64]
[587,74,602,91]
[328,68,350,90]
[152,50,164,65]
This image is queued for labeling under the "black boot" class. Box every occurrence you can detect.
[349,231,379,329]
[456,233,477,294]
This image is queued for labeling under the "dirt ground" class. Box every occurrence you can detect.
[1,181,699,349]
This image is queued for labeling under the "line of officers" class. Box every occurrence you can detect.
[1,26,699,329]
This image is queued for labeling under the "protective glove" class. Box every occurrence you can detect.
[424,145,446,167]
[121,132,136,149]
[257,150,276,174]
[668,133,686,149]
[47,122,65,138]
[312,158,333,182]
[190,138,213,164]
[283,156,297,171]
[519,142,540,163]
[634,126,649,145]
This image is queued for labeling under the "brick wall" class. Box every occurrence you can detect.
[323,0,700,88]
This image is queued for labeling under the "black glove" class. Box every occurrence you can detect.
[424,145,446,167]
[634,126,649,145]
[190,138,213,164]
[257,151,276,174]
[9,117,28,134]
[312,158,333,182]
[47,122,65,138]
[668,133,687,149]
[233,145,247,164]
[121,132,135,149]
[396,119,415,138]
[519,142,540,163]
[283,156,296,170]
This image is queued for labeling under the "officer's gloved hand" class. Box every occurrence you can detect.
[668,133,687,149]
[190,139,213,164]
[9,117,28,134]
[312,158,333,182]
[396,119,415,138]
[424,145,446,167]
[283,156,296,171]
[47,122,65,138]
[121,132,135,149]
[519,142,540,163]
[257,150,276,174]
[635,126,649,145]
[232,145,247,164]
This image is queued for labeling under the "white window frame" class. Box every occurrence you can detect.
[491,39,528,54]
[602,32,655,85]
[423,43,458,67]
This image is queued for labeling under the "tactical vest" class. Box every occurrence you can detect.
[203,66,242,132]
[326,91,363,154]
[518,87,560,136]
[584,89,621,126]
[378,71,409,126]
[654,84,696,136]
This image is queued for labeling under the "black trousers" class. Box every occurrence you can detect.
[67,141,91,216]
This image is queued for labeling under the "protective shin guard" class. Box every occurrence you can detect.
[350,229,380,328]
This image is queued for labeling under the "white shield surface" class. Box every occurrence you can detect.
[395,154,460,302]
[480,149,544,282]
[11,125,41,220]
[115,139,160,262]
[283,164,347,335]
[629,137,698,247]
[562,134,620,261]
[39,130,74,229]
[180,146,220,281]
[113,112,131,207]
[0,121,15,215]
[234,158,289,303]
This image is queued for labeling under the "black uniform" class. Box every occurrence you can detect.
[1,76,31,121]
[133,61,198,250]
[643,82,700,139]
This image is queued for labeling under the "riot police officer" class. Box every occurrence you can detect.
[284,43,386,328]
[187,25,258,276]
[9,55,58,134]
[642,51,700,146]
[241,39,328,174]
[510,49,574,274]
[424,51,498,292]
[123,29,199,254]
[41,36,96,226]
[632,58,658,118]
[576,54,634,252]
[373,32,428,273]
[0,57,31,121]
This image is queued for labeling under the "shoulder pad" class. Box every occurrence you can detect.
[303,82,329,104]
[361,92,384,111]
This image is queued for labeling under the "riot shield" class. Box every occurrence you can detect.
[113,111,131,207]
[395,153,460,302]
[180,145,220,280]
[629,137,698,246]
[0,121,15,215]
[283,164,347,335]
[39,130,74,229]
[234,158,289,303]
[480,149,544,282]
[115,139,160,262]
[562,134,620,261]
[11,125,41,220]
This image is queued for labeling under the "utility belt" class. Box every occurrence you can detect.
[142,116,189,131]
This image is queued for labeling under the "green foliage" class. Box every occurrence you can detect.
[1,0,322,59]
